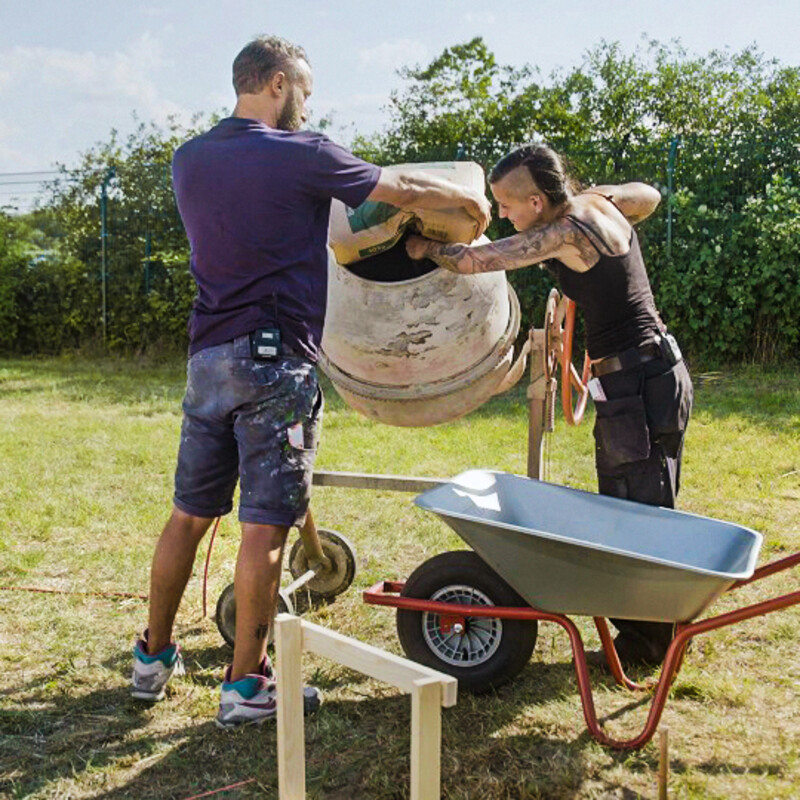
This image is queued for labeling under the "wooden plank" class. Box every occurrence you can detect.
[300,620,457,707]
[311,470,446,493]
[276,615,305,800]
[410,677,443,800]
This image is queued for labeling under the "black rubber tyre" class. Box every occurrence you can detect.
[288,528,357,600]
[396,551,538,694]
[215,583,289,649]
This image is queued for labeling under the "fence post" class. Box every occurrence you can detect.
[666,136,680,259]
[99,166,115,345]
[144,229,152,294]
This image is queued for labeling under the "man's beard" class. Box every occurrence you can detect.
[277,96,303,132]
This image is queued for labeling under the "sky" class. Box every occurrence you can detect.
[1,0,799,209]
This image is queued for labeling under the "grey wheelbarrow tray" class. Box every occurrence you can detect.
[363,469,800,749]
[414,469,762,623]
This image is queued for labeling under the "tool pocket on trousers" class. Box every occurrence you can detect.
[593,394,651,471]
[643,363,692,439]
[286,382,324,455]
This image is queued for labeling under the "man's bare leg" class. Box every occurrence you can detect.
[147,506,214,654]
[229,522,288,681]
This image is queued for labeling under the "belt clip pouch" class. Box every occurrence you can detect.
[659,333,682,366]
[252,328,281,360]
[593,394,651,470]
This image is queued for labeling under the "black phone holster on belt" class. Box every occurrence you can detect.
[250,328,281,360]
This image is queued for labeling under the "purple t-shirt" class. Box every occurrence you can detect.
[172,117,381,359]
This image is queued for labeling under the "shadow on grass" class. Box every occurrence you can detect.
[2,646,779,800]
[88,688,595,800]
[0,686,162,798]
[670,757,785,777]
[0,653,603,799]
[691,368,800,432]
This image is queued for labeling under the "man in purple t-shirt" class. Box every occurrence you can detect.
[131,35,491,727]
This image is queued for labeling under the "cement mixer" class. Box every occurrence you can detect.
[320,161,522,427]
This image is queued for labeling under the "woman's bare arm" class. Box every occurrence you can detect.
[405,217,597,274]
[582,182,661,224]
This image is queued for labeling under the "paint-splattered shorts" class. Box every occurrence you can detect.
[173,334,323,527]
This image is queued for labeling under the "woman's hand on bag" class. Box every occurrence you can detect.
[405,235,433,261]
[406,236,467,273]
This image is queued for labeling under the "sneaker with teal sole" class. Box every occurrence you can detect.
[215,658,321,729]
[130,631,185,702]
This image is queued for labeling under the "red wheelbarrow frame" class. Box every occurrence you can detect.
[364,551,800,750]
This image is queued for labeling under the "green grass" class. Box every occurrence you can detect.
[0,357,798,799]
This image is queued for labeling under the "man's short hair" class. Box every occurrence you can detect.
[233,36,309,96]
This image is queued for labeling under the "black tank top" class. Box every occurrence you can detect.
[548,212,664,359]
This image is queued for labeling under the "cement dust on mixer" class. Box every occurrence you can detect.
[321,161,523,427]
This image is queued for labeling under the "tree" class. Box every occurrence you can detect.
[47,116,209,352]
[354,37,800,364]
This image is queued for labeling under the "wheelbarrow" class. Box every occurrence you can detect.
[364,469,800,750]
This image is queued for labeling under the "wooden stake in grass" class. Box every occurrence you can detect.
[658,726,669,800]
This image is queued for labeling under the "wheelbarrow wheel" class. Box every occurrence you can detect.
[215,583,291,649]
[396,551,538,694]
[287,528,357,600]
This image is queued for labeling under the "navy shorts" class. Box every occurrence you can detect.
[173,335,323,527]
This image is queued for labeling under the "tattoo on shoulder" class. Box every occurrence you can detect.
[562,221,602,267]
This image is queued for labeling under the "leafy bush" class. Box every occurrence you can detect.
[656,177,800,364]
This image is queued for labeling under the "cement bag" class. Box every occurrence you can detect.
[329,161,485,265]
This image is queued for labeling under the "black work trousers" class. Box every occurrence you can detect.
[592,355,693,662]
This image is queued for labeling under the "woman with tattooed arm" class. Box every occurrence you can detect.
[406,143,693,669]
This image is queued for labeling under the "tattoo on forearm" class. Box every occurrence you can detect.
[425,217,599,273]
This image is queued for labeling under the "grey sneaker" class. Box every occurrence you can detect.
[215,658,321,729]
[130,631,185,701]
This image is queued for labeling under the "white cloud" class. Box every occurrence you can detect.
[0,33,190,124]
[0,120,40,175]
[141,5,169,17]
[358,39,428,72]
[205,90,232,111]
[328,92,389,112]
[0,33,194,172]
[464,11,497,24]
